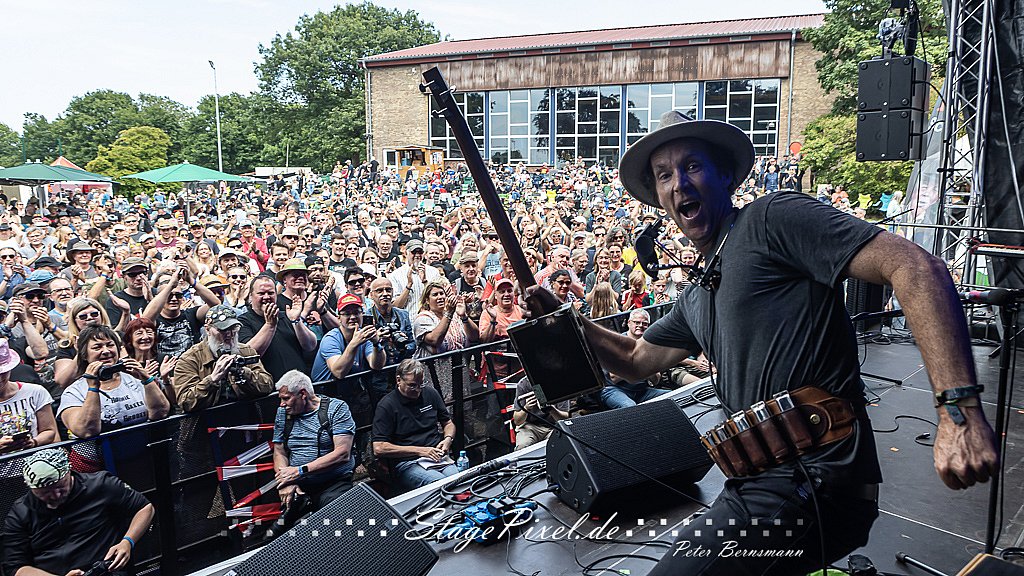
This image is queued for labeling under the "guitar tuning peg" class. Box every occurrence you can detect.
[430,109,445,118]
[418,83,429,94]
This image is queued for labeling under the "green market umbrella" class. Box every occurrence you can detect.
[121,162,249,183]
[0,163,112,185]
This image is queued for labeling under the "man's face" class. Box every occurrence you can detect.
[339,304,362,331]
[387,227,399,240]
[125,267,147,289]
[650,138,734,254]
[271,247,290,267]
[460,259,478,282]
[0,249,18,266]
[425,244,442,264]
[159,222,176,240]
[251,279,277,308]
[407,247,424,264]
[397,372,424,400]
[27,229,44,245]
[48,280,73,305]
[32,473,74,509]
[283,271,308,292]
[627,315,650,338]
[163,282,185,312]
[495,284,514,307]
[551,249,569,269]
[377,236,392,255]
[282,233,298,250]
[208,323,240,350]
[607,245,622,264]
[241,225,255,238]
[278,387,310,416]
[552,274,572,297]
[369,278,393,309]
[331,238,346,256]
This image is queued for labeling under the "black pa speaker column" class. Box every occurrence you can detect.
[546,399,713,514]
[227,483,438,576]
[856,55,929,162]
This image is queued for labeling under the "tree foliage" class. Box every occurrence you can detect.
[52,90,140,166]
[256,1,440,169]
[21,114,58,164]
[803,0,947,114]
[86,126,171,197]
[180,92,281,174]
[0,123,21,168]
[802,114,914,209]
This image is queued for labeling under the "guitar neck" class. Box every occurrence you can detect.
[421,67,538,290]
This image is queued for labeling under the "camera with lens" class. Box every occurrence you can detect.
[227,355,260,380]
[97,361,127,381]
[382,322,412,347]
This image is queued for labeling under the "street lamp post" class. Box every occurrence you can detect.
[208,60,224,173]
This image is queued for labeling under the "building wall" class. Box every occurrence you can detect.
[367,38,833,164]
[367,66,428,162]
[788,39,834,150]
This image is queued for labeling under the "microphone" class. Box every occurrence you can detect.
[444,457,513,487]
[959,288,1024,306]
[635,219,664,279]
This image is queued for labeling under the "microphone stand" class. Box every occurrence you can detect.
[850,309,906,386]
[985,298,1018,553]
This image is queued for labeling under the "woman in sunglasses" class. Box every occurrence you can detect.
[53,298,112,390]
[223,265,251,313]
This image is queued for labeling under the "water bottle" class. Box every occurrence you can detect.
[456,450,469,472]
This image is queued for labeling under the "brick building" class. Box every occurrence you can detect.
[361,14,831,169]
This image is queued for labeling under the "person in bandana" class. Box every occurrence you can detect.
[3,448,154,576]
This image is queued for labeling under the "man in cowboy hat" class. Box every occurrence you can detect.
[533,111,999,575]
[3,448,155,576]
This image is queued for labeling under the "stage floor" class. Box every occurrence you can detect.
[850,338,1024,575]
[190,338,1024,576]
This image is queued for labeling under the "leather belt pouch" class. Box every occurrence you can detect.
[708,387,858,479]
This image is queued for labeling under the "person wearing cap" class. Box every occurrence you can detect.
[478,277,523,344]
[0,338,57,454]
[103,257,151,329]
[277,258,340,334]
[3,447,155,576]
[543,111,999,575]
[153,216,180,250]
[310,293,384,383]
[32,256,63,276]
[173,304,274,413]
[387,239,440,316]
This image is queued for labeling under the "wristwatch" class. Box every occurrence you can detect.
[299,465,309,476]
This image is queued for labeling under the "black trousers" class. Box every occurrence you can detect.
[646,473,878,576]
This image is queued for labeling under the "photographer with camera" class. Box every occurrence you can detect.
[172,305,274,413]
[310,294,385,384]
[3,448,155,576]
[364,278,415,399]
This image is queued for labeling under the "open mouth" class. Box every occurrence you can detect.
[680,201,701,219]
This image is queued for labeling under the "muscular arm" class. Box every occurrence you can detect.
[844,231,998,489]
[580,314,690,383]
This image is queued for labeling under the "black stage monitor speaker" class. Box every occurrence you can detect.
[846,278,886,332]
[546,399,713,514]
[226,483,438,576]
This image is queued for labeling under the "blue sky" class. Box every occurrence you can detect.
[0,0,826,132]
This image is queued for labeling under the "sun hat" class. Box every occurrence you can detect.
[618,110,755,207]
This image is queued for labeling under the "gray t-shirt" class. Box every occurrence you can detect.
[273,396,356,483]
[644,192,883,486]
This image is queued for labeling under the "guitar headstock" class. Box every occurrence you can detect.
[420,67,459,122]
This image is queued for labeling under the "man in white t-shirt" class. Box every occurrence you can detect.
[387,240,439,316]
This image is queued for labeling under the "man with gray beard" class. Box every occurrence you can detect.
[173,304,274,412]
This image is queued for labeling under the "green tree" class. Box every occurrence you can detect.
[0,123,20,167]
[803,0,947,114]
[136,94,195,163]
[256,1,440,169]
[802,114,913,212]
[21,113,58,164]
[52,90,140,166]
[86,126,171,197]
[180,92,278,174]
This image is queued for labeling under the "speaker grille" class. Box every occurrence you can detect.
[228,483,437,576]
[559,401,711,492]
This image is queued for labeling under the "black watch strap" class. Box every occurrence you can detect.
[934,385,984,407]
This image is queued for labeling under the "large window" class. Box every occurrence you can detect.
[704,79,780,157]
[423,78,780,165]
[625,82,698,147]
[429,92,484,160]
[490,89,549,164]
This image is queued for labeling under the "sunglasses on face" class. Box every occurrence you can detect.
[76,310,101,321]
[0,254,16,260]
[347,278,365,286]
[229,274,247,280]
[50,287,73,294]
[125,270,147,278]
[167,292,185,301]
[228,244,242,249]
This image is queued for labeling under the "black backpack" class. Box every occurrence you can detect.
[282,396,333,458]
